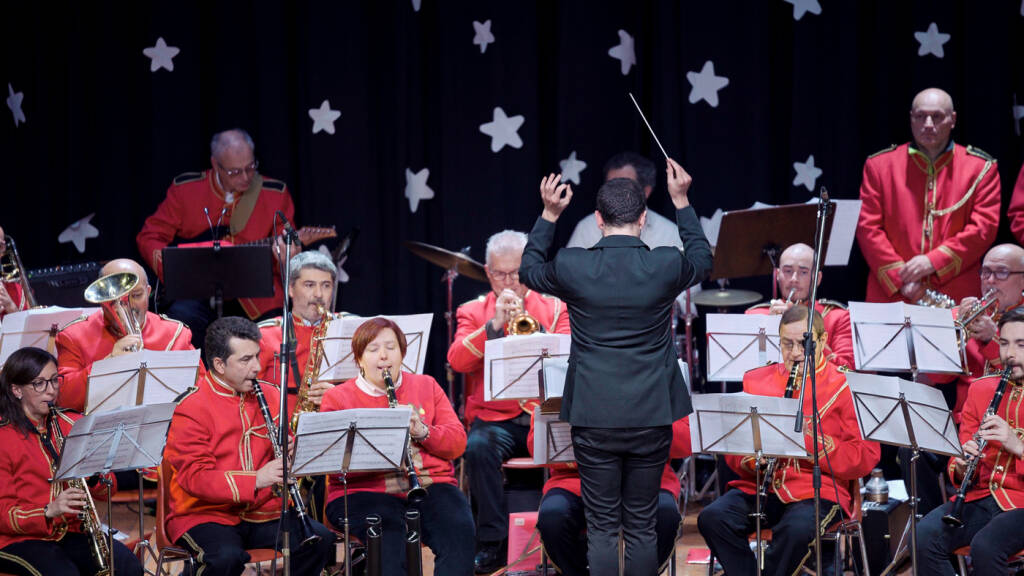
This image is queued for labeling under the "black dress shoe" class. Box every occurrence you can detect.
[474,540,506,573]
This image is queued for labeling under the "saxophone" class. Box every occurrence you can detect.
[290,303,332,432]
[46,403,110,576]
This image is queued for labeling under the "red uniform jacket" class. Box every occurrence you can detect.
[0,280,27,320]
[55,310,194,412]
[1006,164,1024,245]
[527,415,691,500]
[322,372,466,502]
[447,290,571,423]
[135,170,295,319]
[745,300,854,368]
[0,410,115,549]
[164,374,284,543]
[947,375,1024,510]
[856,143,1000,304]
[726,361,880,516]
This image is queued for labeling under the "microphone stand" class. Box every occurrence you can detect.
[275,214,300,576]
[792,187,831,574]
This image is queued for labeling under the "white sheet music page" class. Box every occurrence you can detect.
[705,314,781,382]
[908,304,962,373]
[0,306,97,364]
[848,301,911,371]
[483,333,571,401]
[86,349,202,413]
[56,403,175,479]
[690,392,805,458]
[292,407,411,476]
[318,313,434,382]
[533,409,574,464]
[804,198,861,266]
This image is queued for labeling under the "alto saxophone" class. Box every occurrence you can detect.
[46,403,110,576]
[291,303,332,433]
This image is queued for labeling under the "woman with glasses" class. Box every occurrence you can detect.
[0,347,143,575]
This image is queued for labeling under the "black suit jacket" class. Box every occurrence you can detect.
[519,207,712,427]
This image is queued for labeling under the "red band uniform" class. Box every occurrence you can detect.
[1005,164,1024,245]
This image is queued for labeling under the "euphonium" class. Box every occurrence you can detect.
[957,287,1000,328]
[46,402,110,576]
[1,236,38,308]
[84,272,143,351]
[383,368,427,504]
[507,297,540,335]
[291,303,332,432]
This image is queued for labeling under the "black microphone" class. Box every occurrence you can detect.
[203,207,222,251]
[275,210,299,245]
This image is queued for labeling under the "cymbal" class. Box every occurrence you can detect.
[692,288,762,308]
[404,241,488,282]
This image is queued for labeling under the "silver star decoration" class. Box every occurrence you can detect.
[411,0,421,12]
[6,84,25,127]
[58,213,99,253]
[143,37,180,72]
[607,30,636,76]
[784,0,822,21]
[308,100,341,135]
[473,20,495,54]
[1014,94,1024,137]
[914,23,950,58]
[686,60,730,108]
[479,107,524,153]
[792,155,823,191]
[318,245,350,284]
[404,168,435,213]
[559,151,587,185]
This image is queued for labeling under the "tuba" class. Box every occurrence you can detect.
[506,296,540,335]
[1,236,38,308]
[291,304,332,432]
[84,272,143,350]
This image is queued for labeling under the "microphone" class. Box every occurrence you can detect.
[275,210,299,243]
[203,207,221,252]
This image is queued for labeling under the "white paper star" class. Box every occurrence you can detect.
[686,61,730,108]
[411,0,421,12]
[308,100,341,135]
[318,245,350,284]
[143,37,180,72]
[58,213,99,253]
[608,30,636,76]
[792,155,823,191]
[700,208,724,248]
[914,23,950,58]
[559,151,587,185]
[6,84,25,127]
[404,168,435,213]
[479,107,524,153]
[473,20,495,54]
[784,0,822,21]
[1013,94,1024,137]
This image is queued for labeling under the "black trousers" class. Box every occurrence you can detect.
[697,488,839,576]
[571,425,672,576]
[917,496,1024,575]
[178,514,335,576]
[0,532,142,575]
[464,416,530,541]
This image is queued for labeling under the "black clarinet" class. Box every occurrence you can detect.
[943,364,1014,527]
[382,368,428,504]
[250,379,322,546]
[756,363,800,515]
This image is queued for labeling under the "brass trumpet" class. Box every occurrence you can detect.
[84,272,143,350]
[957,287,999,328]
[506,296,540,335]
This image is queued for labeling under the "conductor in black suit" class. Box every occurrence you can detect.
[519,158,711,576]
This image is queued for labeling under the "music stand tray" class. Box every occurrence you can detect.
[711,203,834,281]
[162,245,274,301]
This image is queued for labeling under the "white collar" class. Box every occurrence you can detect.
[355,371,402,397]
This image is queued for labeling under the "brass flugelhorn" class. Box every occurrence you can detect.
[84,272,143,350]
[957,287,1000,328]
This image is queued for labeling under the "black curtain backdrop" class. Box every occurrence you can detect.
[4,1,1024,383]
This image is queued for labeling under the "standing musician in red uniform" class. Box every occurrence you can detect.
[745,242,854,368]
[0,347,143,575]
[56,258,195,413]
[323,317,475,575]
[446,229,571,572]
[1005,163,1024,245]
[0,226,28,321]
[915,307,1024,575]
[163,316,334,576]
[697,306,880,576]
[136,128,297,348]
[856,87,1000,305]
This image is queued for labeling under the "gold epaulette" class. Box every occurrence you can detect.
[867,144,897,159]
[257,317,283,329]
[172,172,203,185]
[746,302,772,312]
[966,146,995,162]
[159,314,188,329]
[262,178,287,192]
[460,294,488,308]
[174,387,199,404]
[818,299,848,311]
[60,314,90,331]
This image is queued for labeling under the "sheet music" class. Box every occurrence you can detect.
[533,409,574,464]
[804,198,861,267]
[849,302,961,373]
[484,333,571,401]
[700,208,724,248]
[85,349,202,414]
[540,356,569,400]
[690,392,806,458]
[0,306,97,364]
[705,314,782,382]
[292,407,411,476]
[318,313,433,381]
[909,305,961,373]
[56,403,175,479]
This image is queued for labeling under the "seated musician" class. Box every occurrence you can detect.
[915,307,1024,574]
[530,413,690,576]
[697,306,880,576]
[135,128,297,347]
[163,317,334,576]
[324,317,474,575]
[0,347,143,575]
[56,258,194,412]
[0,225,29,320]
[446,229,570,572]
[745,242,854,367]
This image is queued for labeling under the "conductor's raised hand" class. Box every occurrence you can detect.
[666,158,692,209]
[540,173,573,223]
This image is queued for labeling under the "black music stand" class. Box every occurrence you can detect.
[162,245,274,318]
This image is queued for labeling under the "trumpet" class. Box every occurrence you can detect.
[1,235,37,308]
[383,368,427,504]
[84,272,143,351]
[957,287,1000,329]
[506,296,540,335]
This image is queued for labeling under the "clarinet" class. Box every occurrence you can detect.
[382,368,428,504]
[757,363,800,514]
[943,364,1014,527]
[250,379,322,546]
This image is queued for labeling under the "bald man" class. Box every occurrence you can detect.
[745,243,854,367]
[856,87,1000,304]
[55,258,195,411]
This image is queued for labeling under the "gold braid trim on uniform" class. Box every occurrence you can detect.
[929,159,993,218]
[0,551,44,576]
[791,503,843,576]
[935,246,961,278]
[461,325,485,359]
[876,261,904,294]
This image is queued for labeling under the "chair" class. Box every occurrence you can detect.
[795,479,870,576]
[952,545,1024,575]
[153,459,280,576]
[502,457,550,576]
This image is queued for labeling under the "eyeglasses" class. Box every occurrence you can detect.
[910,111,948,124]
[218,160,259,177]
[489,270,519,282]
[979,267,1024,280]
[22,375,62,393]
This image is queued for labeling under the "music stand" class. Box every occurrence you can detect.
[292,407,411,576]
[845,372,960,576]
[0,306,94,364]
[531,407,575,465]
[85,349,202,414]
[690,392,807,576]
[53,403,176,576]
[848,302,963,380]
[483,333,571,402]
[162,245,274,318]
[317,313,434,382]
[705,314,782,385]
